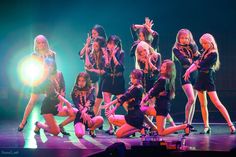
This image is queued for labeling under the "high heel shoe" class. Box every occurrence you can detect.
[190,126,197,132]
[89,130,96,138]
[229,124,236,134]
[105,129,114,135]
[130,132,136,137]
[184,124,193,136]
[200,127,211,134]
[18,121,27,132]
[98,125,103,130]
[59,126,70,136]
[34,121,40,135]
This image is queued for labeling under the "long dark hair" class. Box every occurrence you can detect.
[138,27,153,44]
[91,24,107,40]
[74,72,92,91]
[161,59,176,99]
[107,35,122,50]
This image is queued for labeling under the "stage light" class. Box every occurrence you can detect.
[18,56,46,87]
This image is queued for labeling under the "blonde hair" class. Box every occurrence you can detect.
[172,29,196,61]
[34,35,56,58]
[199,33,220,71]
[135,41,157,69]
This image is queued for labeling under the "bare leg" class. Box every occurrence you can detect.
[74,122,86,138]
[94,98,103,116]
[108,115,126,127]
[144,115,157,131]
[103,92,114,132]
[57,106,76,127]
[147,97,155,122]
[208,91,235,129]
[116,123,140,138]
[37,114,60,136]
[166,114,176,126]
[89,116,104,131]
[156,116,187,136]
[198,91,209,128]
[19,93,39,129]
[182,84,197,124]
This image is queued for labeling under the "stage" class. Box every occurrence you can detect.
[0,118,235,157]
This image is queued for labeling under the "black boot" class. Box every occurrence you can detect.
[89,130,96,138]
[18,121,27,132]
[34,121,40,135]
[60,126,70,136]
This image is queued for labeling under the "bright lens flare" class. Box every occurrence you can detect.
[18,56,45,87]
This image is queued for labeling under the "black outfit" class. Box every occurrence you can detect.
[71,86,96,128]
[130,25,159,57]
[118,84,144,129]
[41,71,65,115]
[173,44,199,85]
[31,52,56,94]
[138,54,161,93]
[147,77,172,117]
[194,51,217,92]
[102,50,125,95]
[86,52,105,98]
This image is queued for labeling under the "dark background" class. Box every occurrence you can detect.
[0,0,235,123]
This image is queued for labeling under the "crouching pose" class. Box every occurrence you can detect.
[141,60,191,136]
[34,58,76,136]
[103,69,145,138]
[71,72,104,138]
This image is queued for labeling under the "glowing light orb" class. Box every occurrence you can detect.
[18,56,46,87]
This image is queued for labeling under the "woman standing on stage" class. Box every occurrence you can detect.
[172,29,200,128]
[184,33,235,134]
[18,35,56,132]
[84,36,106,129]
[130,17,159,57]
[102,35,126,135]
[79,24,107,60]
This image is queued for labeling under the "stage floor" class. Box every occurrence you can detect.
[0,118,236,157]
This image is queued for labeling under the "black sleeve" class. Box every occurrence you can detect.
[59,72,65,92]
[87,87,96,107]
[130,25,138,41]
[155,53,161,71]
[173,48,191,66]
[148,78,166,99]
[115,51,125,72]
[118,87,140,105]
[190,44,200,61]
[198,53,217,69]
[151,31,159,52]
[71,86,79,107]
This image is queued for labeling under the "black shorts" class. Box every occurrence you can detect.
[155,99,171,117]
[74,111,95,128]
[180,69,198,85]
[41,97,59,115]
[194,70,216,92]
[125,109,144,129]
[97,79,103,98]
[102,75,125,95]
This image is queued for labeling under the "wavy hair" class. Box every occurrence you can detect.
[199,33,220,71]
